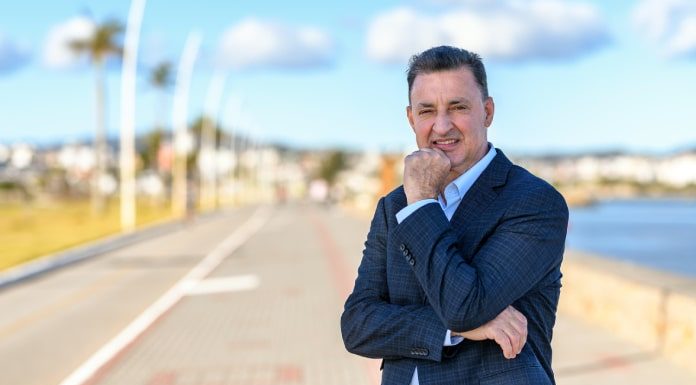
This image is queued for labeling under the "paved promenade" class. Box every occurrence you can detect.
[0,203,694,385]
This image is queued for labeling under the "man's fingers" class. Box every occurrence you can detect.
[428,146,447,156]
[502,306,527,354]
[491,306,527,357]
[413,147,449,160]
[423,147,450,162]
[509,306,528,325]
[510,307,528,354]
[501,321,522,358]
[497,317,521,358]
[492,328,514,359]
[507,317,526,354]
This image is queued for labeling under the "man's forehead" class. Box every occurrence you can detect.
[410,69,479,101]
[413,67,475,84]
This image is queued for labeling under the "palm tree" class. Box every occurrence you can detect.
[147,61,173,173]
[69,19,124,214]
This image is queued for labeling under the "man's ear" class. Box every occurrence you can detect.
[406,105,416,132]
[484,97,495,128]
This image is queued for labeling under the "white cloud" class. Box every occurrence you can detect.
[633,0,696,58]
[0,33,31,74]
[366,0,610,64]
[216,18,335,70]
[42,16,96,69]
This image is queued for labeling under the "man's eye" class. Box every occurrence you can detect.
[452,105,466,111]
[418,110,433,116]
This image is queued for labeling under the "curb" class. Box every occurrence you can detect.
[560,250,696,375]
[0,211,223,291]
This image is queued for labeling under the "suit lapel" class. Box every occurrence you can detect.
[449,149,512,238]
[389,150,511,303]
[392,186,408,213]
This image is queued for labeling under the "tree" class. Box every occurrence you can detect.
[318,150,347,186]
[188,115,228,173]
[147,61,173,172]
[141,129,164,171]
[69,19,124,214]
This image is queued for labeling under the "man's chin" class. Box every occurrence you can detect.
[445,154,464,167]
[449,160,472,175]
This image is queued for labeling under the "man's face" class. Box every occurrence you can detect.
[407,67,494,180]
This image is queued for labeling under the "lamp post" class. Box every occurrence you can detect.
[199,70,227,211]
[171,32,202,218]
[119,0,146,233]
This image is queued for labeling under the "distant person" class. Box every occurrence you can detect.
[308,179,329,203]
[341,46,569,384]
[185,179,197,221]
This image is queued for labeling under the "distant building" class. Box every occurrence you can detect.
[516,150,696,189]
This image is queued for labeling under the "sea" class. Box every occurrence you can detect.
[566,198,696,277]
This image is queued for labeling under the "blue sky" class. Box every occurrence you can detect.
[0,0,695,155]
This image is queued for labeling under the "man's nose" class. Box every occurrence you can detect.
[433,112,452,135]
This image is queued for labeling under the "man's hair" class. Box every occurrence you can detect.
[406,45,489,103]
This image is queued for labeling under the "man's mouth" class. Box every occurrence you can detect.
[432,138,460,150]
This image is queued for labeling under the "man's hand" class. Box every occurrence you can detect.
[452,306,527,359]
[403,148,451,205]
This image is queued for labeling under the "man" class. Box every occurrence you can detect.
[341,46,568,385]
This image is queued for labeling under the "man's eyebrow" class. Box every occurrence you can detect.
[416,99,469,108]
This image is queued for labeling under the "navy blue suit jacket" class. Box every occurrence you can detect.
[341,149,568,385]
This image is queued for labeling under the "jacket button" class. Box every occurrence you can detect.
[408,258,415,266]
[412,347,428,356]
[400,244,406,251]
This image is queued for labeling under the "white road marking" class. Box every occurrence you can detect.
[186,275,260,296]
[58,206,273,385]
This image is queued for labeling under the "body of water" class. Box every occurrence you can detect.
[566,198,696,276]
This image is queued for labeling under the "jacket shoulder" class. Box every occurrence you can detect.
[506,164,568,214]
[382,185,408,216]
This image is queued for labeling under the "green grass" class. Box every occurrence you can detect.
[0,199,175,271]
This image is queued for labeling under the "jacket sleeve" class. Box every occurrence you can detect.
[340,197,449,362]
[391,186,568,332]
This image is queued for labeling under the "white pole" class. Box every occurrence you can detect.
[199,70,227,211]
[171,32,202,218]
[119,0,147,232]
[222,94,244,206]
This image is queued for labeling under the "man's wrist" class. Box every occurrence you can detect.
[445,329,465,346]
[395,199,438,224]
[406,192,438,205]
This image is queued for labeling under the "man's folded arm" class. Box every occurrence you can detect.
[392,186,568,332]
[340,197,449,362]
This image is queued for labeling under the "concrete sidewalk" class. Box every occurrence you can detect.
[71,203,696,385]
[4,202,694,385]
[553,315,696,384]
[81,203,372,385]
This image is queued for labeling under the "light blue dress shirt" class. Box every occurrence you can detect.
[395,144,497,385]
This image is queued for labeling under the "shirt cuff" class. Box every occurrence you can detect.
[395,199,438,224]
[444,329,465,346]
